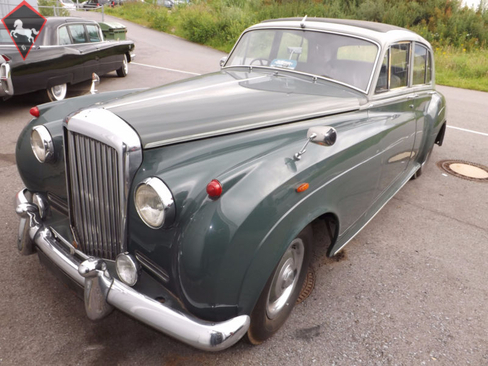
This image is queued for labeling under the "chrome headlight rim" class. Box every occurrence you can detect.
[30,125,54,163]
[135,177,175,230]
[115,252,140,287]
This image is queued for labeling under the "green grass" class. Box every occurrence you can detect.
[435,48,488,92]
[105,1,488,92]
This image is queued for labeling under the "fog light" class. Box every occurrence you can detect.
[116,253,140,287]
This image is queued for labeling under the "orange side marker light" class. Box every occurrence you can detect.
[296,183,309,193]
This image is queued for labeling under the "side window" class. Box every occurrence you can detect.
[426,51,432,83]
[375,50,389,93]
[68,24,87,44]
[86,25,101,43]
[390,43,410,89]
[413,44,428,85]
[58,26,71,45]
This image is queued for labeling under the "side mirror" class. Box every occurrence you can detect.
[90,73,100,94]
[308,126,337,147]
[219,56,228,68]
[294,126,337,160]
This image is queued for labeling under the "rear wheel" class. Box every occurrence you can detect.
[116,54,129,77]
[247,226,313,344]
[47,83,67,102]
[412,144,434,179]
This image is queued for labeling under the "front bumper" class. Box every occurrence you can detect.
[15,188,250,351]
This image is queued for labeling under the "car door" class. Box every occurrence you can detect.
[368,42,417,195]
[87,24,121,75]
[67,23,100,79]
[410,43,435,163]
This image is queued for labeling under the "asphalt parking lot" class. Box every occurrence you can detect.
[0,11,487,366]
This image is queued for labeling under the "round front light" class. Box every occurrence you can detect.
[135,177,175,229]
[116,253,140,286]
[30,126,54,163]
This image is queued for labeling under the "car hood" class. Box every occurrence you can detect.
[101,69,366,149]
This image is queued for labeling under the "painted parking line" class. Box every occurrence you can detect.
[132,62,201,76]
[447,125,488,137]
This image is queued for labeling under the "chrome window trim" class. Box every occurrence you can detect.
[64,108,143,254]
[56,22,103,46]
[222,27,381,94]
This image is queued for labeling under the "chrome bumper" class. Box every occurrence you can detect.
[15,188,250,351]
[0,62,14,97]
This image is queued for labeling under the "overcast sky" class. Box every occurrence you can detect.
[462,0,483,8]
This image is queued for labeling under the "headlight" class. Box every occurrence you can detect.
[116,253,140,286]
[135,177,175,229]
[30,126,54,163]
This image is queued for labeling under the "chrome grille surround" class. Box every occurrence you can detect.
[64,108,142,260]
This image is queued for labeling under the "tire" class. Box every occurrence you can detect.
[247,226,313,344]
[46,83,67,102]
[412,144,434,180]
[116,54,129,77]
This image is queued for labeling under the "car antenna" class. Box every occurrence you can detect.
[300,15,307,29]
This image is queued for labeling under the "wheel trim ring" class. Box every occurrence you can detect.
[51,84,66,99]
[123,56,128,74]
[266,238,304,320]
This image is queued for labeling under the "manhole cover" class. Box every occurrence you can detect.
[437,160,488,182]
[297,267,315,304]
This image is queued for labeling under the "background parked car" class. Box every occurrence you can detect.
[0,17,135,101]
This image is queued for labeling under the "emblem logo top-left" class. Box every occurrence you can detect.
[1,1,46,60]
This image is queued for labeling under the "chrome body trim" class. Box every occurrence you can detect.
[15,188,250,351]
[65,108,143,259]
[0,62,14,96]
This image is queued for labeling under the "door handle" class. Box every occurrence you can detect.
[407,94,418,100]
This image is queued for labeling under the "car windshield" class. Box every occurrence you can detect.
[226,29,379,92]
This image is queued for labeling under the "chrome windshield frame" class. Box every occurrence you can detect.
[222,27,382,95]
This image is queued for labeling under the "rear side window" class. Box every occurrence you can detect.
[68,24,87,44]
[413,44,429,85]
[390,43,410,88]
[58,26,71,45]
[86,25,101,42]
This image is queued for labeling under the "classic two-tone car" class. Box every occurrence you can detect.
[14,18,446,351]
[0,17,134,101]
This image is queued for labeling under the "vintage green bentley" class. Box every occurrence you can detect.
[14,18,446,351]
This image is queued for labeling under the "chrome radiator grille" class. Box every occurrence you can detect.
[67,131,122,260]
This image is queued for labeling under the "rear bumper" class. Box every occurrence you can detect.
[15,188,250,351]
[0,62,14,97]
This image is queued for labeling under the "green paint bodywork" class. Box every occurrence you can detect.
[15,68,446,322]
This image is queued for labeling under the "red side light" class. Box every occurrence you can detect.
[30,106,40,118]
[1,54,11,62]
[206,179,222,198]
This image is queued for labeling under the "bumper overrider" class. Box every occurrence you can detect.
[0,62,14,97]
[15,188,250,351]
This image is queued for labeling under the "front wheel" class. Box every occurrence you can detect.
[116,54,129,77]
[247,226,313,344]
[46,83,67,101]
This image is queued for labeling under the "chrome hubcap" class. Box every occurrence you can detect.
[266,238,304,319]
